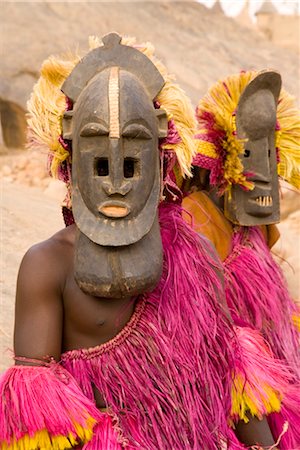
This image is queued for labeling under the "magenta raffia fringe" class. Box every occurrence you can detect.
[82,415,124,450]
[0,363,101,448]
[232,326,292,417]
[224,226,300,379]
[62,202,243,450]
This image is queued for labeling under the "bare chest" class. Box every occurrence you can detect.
[61,269,135,353]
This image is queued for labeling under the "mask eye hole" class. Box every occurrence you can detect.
[95,158,109,176]
[124,158,135,178]
[244,149,251,158]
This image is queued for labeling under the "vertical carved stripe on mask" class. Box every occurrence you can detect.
[109,66,120,138]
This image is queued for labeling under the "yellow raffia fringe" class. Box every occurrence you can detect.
[27,36,196,185]
[2,418,96,450]
[196,71,256,192]
[276,89,300,189]
[292,313,300,331]
[230,374,281,424]
[27,54,80,177]
[197,70,300,192]
[156,80,196,178]
[195,137,217,159]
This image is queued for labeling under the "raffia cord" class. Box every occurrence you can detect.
[27,36,196,182]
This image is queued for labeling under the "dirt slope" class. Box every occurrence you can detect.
[1,1,299,109]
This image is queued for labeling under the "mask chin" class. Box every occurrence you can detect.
[74,215,163,298]
[224,185,280,226]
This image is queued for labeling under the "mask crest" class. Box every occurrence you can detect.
[61,32,165,104]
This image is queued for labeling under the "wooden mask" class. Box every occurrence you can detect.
[61,33,168,298]
[224,71,282,226]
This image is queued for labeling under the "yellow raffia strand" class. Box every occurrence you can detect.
[2,418,96,450]
[73,416,96,442]
[27,36,196,187]
[27,53,80,178]
[156,79,197,178]
[276,89,300,189]
[222,134,254,193]
[196,71,258,191]
[292,313,300,331]
[196,138,218,159]
[230,374,282,424]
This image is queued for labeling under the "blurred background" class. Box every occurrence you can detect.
[1,0,299,370]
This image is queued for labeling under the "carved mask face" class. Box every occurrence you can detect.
[61,33,168,298]
[71,67,163,246]
[224,73,281,226]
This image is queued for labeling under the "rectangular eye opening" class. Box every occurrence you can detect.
[95,157,109,176]
[124,157,138,178]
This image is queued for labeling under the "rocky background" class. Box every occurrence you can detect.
[1,1,299,371]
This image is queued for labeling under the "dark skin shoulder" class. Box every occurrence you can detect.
[235,414,277,449]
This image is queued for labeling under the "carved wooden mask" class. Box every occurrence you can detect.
[224,71,282,226]
[61,33,168,297]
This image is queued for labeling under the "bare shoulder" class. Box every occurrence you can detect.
[17,224,77,295]
[22,225,75,268]
[25,224,76,256]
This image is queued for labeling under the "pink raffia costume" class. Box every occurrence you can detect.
[183,70,300,448]
[0,37,297,449]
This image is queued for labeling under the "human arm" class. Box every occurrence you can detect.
[14,240,64,363]
[236,414,278,449]
[0,239,99,449]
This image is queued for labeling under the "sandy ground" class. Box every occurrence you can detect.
[0,179,64,371]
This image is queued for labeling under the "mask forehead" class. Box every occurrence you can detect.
[73,68,110,132]
[224,73,281,226]
[119,69,158,130]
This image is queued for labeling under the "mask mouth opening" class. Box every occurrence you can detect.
[246,195,274,218]
[252,196,273,207]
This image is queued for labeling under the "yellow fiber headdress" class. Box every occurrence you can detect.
[27,35,197,210]
[194,70,300,194]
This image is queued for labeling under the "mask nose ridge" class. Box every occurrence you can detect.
[101,138,133,196]
[254,156,271,183]
[102,180,132,196]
